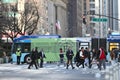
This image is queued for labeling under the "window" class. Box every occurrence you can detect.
[90,10,95,15]
[12,43,30,53]
[90,23,95,27]
[90,4,95,8]
[90,0,95,2]
[90,16,95,21]
[2,0,17,3]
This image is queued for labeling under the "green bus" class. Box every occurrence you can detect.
[31,38,77,62]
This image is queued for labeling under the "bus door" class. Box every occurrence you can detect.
[77,37,91,50]
[79,42,90,49]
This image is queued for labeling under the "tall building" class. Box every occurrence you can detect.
[83,0,96,37]
[108,0,119,33]
[119,0,120,30]
[99,0,108,38]
[22,0,68,36]
[83,0,108,38]
[67,0,83,37]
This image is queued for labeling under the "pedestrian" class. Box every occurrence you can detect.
[66,47,75,69]
[83,47,90,67]
[38,49,46,68]
[58,48,65,66]
[86,47,91,68]
[35,47,39,67]
[16,48,21,65]
[77,47,85,68]
[28,48,38,69]
[90,48,99,68]
[110,49,115,64]
[97,47,107,70]
[114,48,119,62]
[3,51,8,63]
[75,48,81,67]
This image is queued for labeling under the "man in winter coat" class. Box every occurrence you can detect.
[66,47,75,69]
[28,48,38,69]
[38,49,46,68]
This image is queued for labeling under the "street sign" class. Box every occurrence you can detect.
[92,18,107,22]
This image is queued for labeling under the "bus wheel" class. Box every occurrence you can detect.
[24,55,31,64]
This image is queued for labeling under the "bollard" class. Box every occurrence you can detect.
[105,67,110,80]
[113,63,119,80]
[116,63,119,80]
[117,63,120,80]
[109,66,113,80]
[111,63,119,80]
[115,63,119,80]
[113,64,117,80]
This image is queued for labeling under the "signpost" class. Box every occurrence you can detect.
[92,18,107,22]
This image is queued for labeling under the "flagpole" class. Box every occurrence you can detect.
[54,4,58,34]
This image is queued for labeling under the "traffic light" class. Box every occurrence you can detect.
[83,17,86,24]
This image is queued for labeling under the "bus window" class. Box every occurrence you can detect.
[12,43,30,53]
[12,43,22,53]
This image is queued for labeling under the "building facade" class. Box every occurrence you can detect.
[108,0,119,33]
[67,0,83,37]
[83,0,109,38]
[48,0,68,37]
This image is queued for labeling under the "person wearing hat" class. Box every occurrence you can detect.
[16,48,21,65]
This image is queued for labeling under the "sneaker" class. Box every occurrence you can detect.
[28,67,30,69]
[85,63,87,66]
[72,67,75,69]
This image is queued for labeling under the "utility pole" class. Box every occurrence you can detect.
[98,0,100,49]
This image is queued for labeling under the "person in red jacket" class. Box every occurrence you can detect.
[97,47,107,70]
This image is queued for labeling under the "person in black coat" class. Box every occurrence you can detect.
[38,49,46,68]
[66,47,75,69]
[75,48,81,67]
[28,48,38,69]
[35,47,39,66]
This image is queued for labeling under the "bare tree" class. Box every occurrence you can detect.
[0,0,39,41]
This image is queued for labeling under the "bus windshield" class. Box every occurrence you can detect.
[12,43,30,53]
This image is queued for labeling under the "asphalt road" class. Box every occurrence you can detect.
[0,63,118,80]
